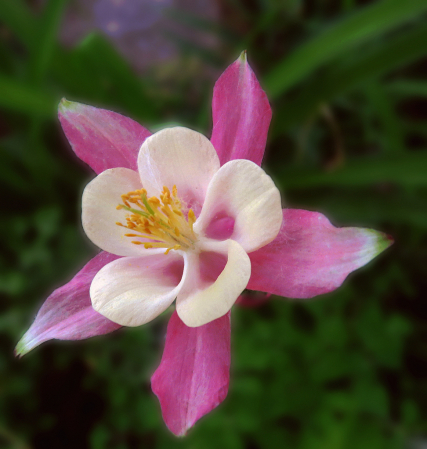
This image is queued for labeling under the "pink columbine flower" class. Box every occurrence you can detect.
[16,53,392,436]
[82,126,281,327]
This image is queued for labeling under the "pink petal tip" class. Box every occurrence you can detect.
[248,209,393,299]
[210,53,272,166]
[151,311,231,436]
[15,252,122,357]
[58,99,151,174]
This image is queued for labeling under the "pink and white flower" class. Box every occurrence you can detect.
[82,126,282,328]
[16,53,392,436]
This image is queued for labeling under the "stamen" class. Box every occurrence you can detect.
[116,185,198,255]
[141,192,155,215]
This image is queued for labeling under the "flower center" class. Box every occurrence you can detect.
[116,185,197,254]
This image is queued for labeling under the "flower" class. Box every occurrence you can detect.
[82,126,282,328]
[16,52,392,436]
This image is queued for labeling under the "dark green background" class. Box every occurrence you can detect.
[1,0,427,447]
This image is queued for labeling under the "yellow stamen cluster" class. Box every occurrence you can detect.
[116,185,197,254]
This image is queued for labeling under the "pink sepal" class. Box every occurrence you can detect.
[210,52,272,166]
[15,252,122,357]
[58,99,151,174]
[151,311,231,436]
[247,209,393,299]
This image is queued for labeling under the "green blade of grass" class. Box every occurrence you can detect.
[28,0,69,85]
[271,23,427,136]
[0,75,55,117]
[386,80,427,98]
[264,0,427,98]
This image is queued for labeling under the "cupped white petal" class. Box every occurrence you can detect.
[82,167,160,257]
[194,160,282,252]
[90,253,186,327]
[176,239,251,327]
[137,127,220,214]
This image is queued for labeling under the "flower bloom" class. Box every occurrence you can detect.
[16,53,392,436]
[83,127,282,328]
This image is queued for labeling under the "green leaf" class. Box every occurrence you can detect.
[0,0,37,50]
[271,23,427,135]
[28,0,69,85]
[386,80,427,98]
[264,0,427,97]
[0,75,55,117]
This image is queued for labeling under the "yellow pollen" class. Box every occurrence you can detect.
[116,185,197,254]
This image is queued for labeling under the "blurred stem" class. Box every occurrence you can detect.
[296,104,344,169]
[320,104,345,170]
[296,112,317,165]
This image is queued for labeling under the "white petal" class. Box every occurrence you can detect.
[82,168,149,256]
[82,168,161,257]
[90,253,186,326]
[176,239,251,327]
[194,160,283,252]
[137,127,220,214]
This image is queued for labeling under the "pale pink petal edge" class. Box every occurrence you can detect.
[247,209,393,299]
[15,252,121,357]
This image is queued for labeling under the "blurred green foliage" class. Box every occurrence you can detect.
[1,0,427,447]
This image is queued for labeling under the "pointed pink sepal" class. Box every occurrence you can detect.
[58,99,151,174]
[248,209,393,298]
[151,311,231,436]
[210,52,272,166]
[15,252,122,357]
